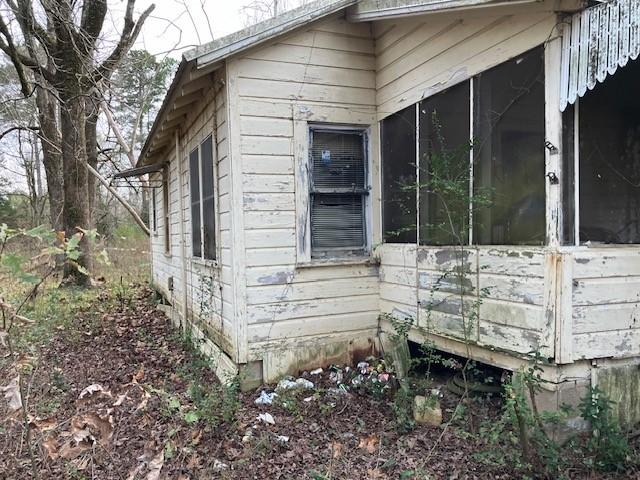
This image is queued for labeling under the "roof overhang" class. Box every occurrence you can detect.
[112,162,165,179]
[186,0,358,68]
[347,0,543,21]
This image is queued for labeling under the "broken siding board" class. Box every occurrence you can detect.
[478,321,548,356]
[479,300,545,331]
[246,264,378,286]
[573,249,640,278]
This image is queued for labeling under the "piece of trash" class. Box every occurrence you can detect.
[257,413,275,425]
[276,435,289,444]
[310,368,323,375]
[242,428,253,443]
[276,377,314,391]
[328,385,349,396]
[213,459,229,471]
[329,371,343,383]
[303,396,314,402]
[357,361,369,372]
[255,390,278,405]
[378,373,390,382]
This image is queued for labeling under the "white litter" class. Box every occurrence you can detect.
[276,435,290,444]
[213,459,229,471]
[257,413,275,425]
[303,396,314,402]
[255,390,278,405]
[276,377,314,391]
[309,368,323,375]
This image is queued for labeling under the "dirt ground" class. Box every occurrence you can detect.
[1,285,638,480]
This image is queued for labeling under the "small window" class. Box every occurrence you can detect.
[151,186,157,233]
[309,128,368,257]
[189,135,216,260]
[163,168,170,254]
[382,105,417,243]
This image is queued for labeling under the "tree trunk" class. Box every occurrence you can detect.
[60,92,92,285]
[35,86,64,231]
[85,94,99,229]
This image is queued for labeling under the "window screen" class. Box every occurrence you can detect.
[201,136,216,259]
[189,149,201,258]
[473,46,545,245]
[381,105,417,243]
[189,135,217,260]
[419,81,471,245]
[309,129,368,256]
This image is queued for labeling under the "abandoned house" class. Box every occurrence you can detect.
[120,0,640,421]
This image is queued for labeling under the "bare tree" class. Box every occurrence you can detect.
[0,0,154,285]
[241,0,312,26]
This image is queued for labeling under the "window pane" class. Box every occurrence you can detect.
[381,105,417,243]
[311,131,365,189]
[311,193,365,252]
[189,149,201,258]
[419,81,471,245]
[200,135,216,260]
[473,46,546,245]
[578,59,640,244]
[151,187,157,232]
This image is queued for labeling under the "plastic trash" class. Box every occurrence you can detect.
[255,390,278,405]
[276,377,314,391]
[257,412,275,425]
[309,368,323,375]
[276,435,289,444]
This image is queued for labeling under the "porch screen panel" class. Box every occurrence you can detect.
[189,149,201,258]
[419,81,471,245]
[381,105,417,243]
[201,135,216,260]
[310,130,367,255]
[473,46,546,245]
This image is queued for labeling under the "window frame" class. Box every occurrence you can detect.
[162,167,171,255]
[151,181,158,235]
[189,134,218,262]
[296,122,373,263]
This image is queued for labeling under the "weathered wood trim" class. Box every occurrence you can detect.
[175,131,188,326]
[293,109,311,264]
[545,29,563,247]
[555,252,573,363]
[227,59,249,364]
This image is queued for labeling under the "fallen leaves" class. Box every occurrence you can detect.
[359,434,380,454]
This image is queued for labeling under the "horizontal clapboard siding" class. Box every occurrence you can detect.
[150,69,236,358]
[572,248,640,359]
[378,244,548,356]
[229,13,380,352]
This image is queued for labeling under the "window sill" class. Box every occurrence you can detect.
[296,256,377,269]
[191,257,219,269]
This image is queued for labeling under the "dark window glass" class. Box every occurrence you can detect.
[151,186,157,232]
[189,149,201,258]
[473,46,546,245]
[201,135,216,260]
[381,105,417,243]
[419,81,471,245]
[309,129,367,256]
[578,59,640,244]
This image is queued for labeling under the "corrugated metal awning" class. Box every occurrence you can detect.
[560,0,640,111]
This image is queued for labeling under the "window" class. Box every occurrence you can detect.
[309,127,368,257]
[473,47,545,245]
[381,46,545,246]
[189,135,216,260]
[163,168,170,254]
[151,186,157,233]
[382,105,416,243]
[563,59,640,244]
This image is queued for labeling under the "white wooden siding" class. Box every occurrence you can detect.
[230,14,381,360]
[373,9,557,118]
[150,68,237,358]
[572,248,640,359]
[378,244,551,357]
